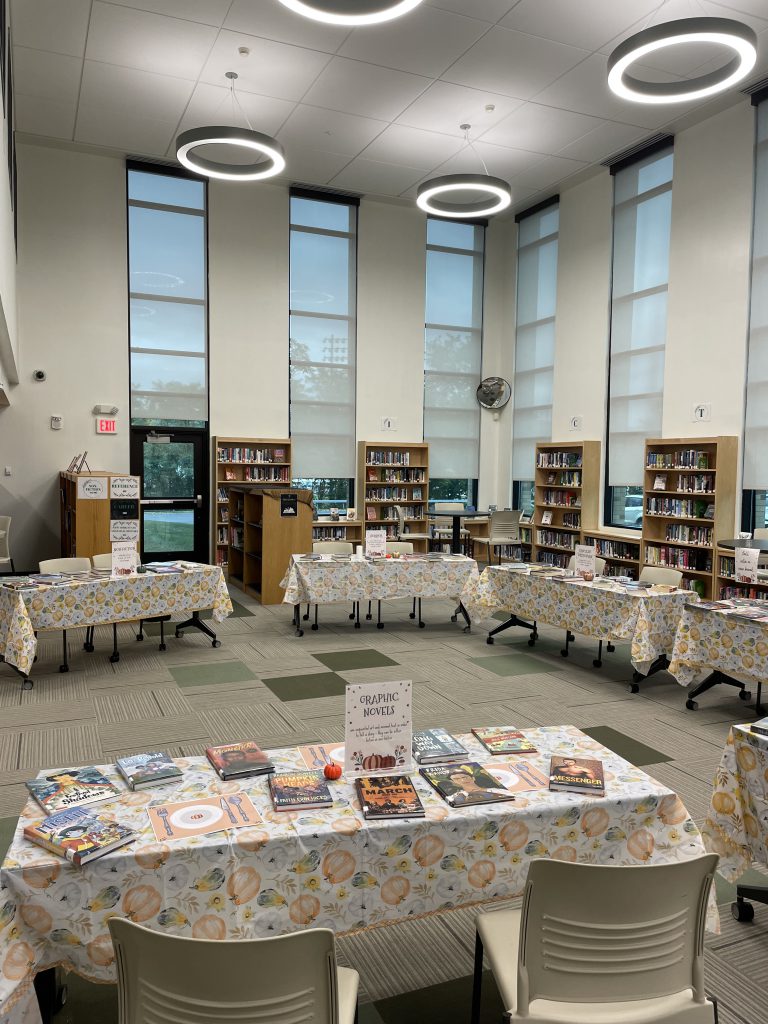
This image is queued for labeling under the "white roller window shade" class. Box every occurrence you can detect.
[744,102,768,491]
[512,204,559,481]
[608,149,673,486]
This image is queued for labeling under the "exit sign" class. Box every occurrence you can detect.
[96,417,117,434]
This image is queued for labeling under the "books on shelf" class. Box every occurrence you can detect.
[471,728,537,755]
[116,752,182,791]
[653,474,667,491]
[25,767,120,815]
[206,741,275,780]
[644,545,712,573]
[537,452,582,469]
[366,450,412,466]
[412,728,469,765]
[24,806,137,865]
[647,450,710,470]
[355,776,425,819]
[420,762,515,807]
[549,755,605,796]
[269,771,334,811]
[217,446,284,464]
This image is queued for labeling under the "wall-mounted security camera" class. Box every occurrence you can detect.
[33,370,46,382]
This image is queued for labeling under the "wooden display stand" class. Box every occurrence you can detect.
[642,436,737,600]
[532,441,601,567]
[313,519,364,546]
[213,437,292,570]
[228,486,312,605]
[60,471,140,560]
[358,441,430,553]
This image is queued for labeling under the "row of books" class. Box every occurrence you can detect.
[217,446,286,464]
[647,450,710,469]
[313,526,354,541]
[542,489,580,507]
[645,545,712,571]
[542,472,581,487]
[603,564,638,579]
[366,488,423,501]
[216,526,227,545]
[239,467,291,482]
[230,527,244,548]
[215,550,227,566]
[537,452,582,469]
[366,468,425,483]
[670,474,715,494]
[719,586,768,601]
[664,524,713,546]
[588,539,640,560]
[537,551,571,568]
[562,512,580,529]
[645,497,714,518]
[366,451,413,465]
[536,529,576,550]
[217,486,228,502]
[367,505,424,521]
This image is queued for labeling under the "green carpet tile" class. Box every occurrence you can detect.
[469,652,563,677]
[581,726,672,766]
[313,650,399,672]
[0,816,16,862]
[262,671,349,701]
[169,659,258,687]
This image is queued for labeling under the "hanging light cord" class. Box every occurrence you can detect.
[227,73,255,132]
[463,125,490,176]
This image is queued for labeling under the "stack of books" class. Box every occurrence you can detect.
[206,741,275,780]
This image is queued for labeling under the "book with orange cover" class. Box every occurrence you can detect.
[25,806,136,866]
[355,776,425,820]
[205,741,274,780]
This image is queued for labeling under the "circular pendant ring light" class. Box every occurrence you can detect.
[176,125,286,181]
[416,174,512,219]
[277,0,423,25]
[608,17,757,104]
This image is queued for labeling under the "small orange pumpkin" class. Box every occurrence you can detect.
[581,807,609,837]
[19,904,52,933]
[414,835,444,867]
[3,942,35,980]
[192,915,227,940]
[324,762,343,781]
[500,821,529,852]
[134,844,170,870]
[227,867,261,906]
[87,934,115,967]
[658,794,689,825]
[289,895,320,925]
[381,876,410,906]
[322,850,355,884]
[123,885,161,923]
[468,861,496,889]
[22,863,59,889]
[627,829,654,862]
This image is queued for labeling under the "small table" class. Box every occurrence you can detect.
[428,510,491,554]
[718,539,768,552]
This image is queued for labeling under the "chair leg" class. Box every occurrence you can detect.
[594,639,603,668]
[376,600,383,629]
[366,600,372,621]
[417,598,425,628]
[136,620,144,641]
[561,630,570,658]
[159,619,166,652]
[410,597,416,620]
[109,623,119,663]
[59,630,69,673]
[312,605,319,631]
[349,603,356,620]
[607,642,615,653]
[471,931,484,1024]
[303,603,310,622]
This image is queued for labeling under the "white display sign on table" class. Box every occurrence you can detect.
[574,543,596,577]
[109,475,140,499]
[365,529,387,558]
[344,679,412,777]
[111,541,139,576]
[735,546,760,584]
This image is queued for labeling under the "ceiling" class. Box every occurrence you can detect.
[11,0,768,212]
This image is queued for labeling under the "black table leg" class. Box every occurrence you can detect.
[685,670,751,711]
[293,604,304,637]
[629,654,670,693]
[452,517,461,554]
[174,610,221,648]
[486,614,537,646]
[34,967,65,1024]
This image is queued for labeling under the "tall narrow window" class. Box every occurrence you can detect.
[511,200,559,513]
[128,166,208,426]
[743,99,768,530]
[289,191,357,513]
[606,144,674,528]
[424,218,484,504]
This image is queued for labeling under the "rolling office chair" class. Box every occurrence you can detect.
[38,557,91,672]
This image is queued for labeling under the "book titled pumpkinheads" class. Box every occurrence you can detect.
[355,776,425,820]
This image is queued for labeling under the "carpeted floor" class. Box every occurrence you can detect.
[1,588,766,1024]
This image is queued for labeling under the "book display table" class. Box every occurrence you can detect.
[0,725,718,1024]
[280,555,480,633]
[462,566,692,682]
[0,565,233,688]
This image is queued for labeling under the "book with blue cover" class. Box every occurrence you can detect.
[116,751,182,791]
[24,806,136,865]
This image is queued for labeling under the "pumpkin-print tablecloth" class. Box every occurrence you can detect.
[461,567,693,676]
[280,556,480,607]
[669,606,768,698]
[702,725,768,881]
[0,565,233,678]
[0,726,719,1022]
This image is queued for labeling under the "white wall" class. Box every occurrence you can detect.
[0,7,18,388]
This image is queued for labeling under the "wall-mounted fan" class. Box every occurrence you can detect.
[476,377,511,411]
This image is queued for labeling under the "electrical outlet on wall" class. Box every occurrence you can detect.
[692,403,711,423]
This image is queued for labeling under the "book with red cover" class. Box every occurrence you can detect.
[205,741,274,780]
[548,755,605,796]
[471,728,538,755]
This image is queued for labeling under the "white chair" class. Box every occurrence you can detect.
[393,504,431,548]
[304,541,355,631]
[484,509,523,564]
[472,855,719,1024]
[0,515,14,572]
[561,554,608,664]
[80,554,122,663]
[640,565,684,587]
[432,502,470,554]
[109,918,359,1024]
[755,527,768,570]
[38,558,92,673]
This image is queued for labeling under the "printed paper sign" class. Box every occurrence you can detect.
[281,493,297,517]
[345,680,412,778]
[111,541,139,576]
[574,544,597,577]
[365,529,387,557]
[735,545,760,584]
[77,476,108,500]
[110,519,140,543]
[110,476,139,499]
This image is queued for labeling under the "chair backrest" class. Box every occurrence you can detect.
[393,505,406,533]
[0,515,11,561]
[109,918,343,1024]
[488,509,522,544]
[39,557,91,573]
[754,528,768,541]
[433,502,464,528]
[313,541,353,555]
[639,565,683,587]
[91,553,112,569]
[516,856,718,1015]
[386,541,413,554]
[567,554,607,575]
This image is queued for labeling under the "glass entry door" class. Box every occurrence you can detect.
[131,428,208,563]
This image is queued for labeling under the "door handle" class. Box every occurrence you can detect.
[196,494,203,509]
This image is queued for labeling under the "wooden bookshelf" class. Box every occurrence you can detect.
[532,441,601,567]
[60,470,140,560]
[715,546,768,601]
[641,436,737,600]
[582,530,642,580]
[357,441,430,552]
[213,437,291,569]
[313,519,363,546]
[228,486,312,604]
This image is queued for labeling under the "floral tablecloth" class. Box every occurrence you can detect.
[280,556,480,606]
[669,606,768,692]
[0,566,233,677]
[462,567,693,676]
[703,725,768,881]
[0,726,718,1023]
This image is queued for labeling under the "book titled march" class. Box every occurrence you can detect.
[24,806,137,866]
[420,762,515,808]
[25,767,120,816]
[206,741,274,780]
[549,755,605,796]
[116,752,182,791]
[471,728,538,756]
[355,776,425,820]
[269,771,334,811]
[412,728,468,764]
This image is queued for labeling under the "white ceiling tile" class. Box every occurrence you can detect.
[396,80,524,136]
[339,6,488,78]
[557,120,649,162]
[432,139,542,180]
[103,0,231,25]
[500,0,659,52]
[277,105,387,157]
[426,0,517,23]
[361,123,464,169]
[277,148,354,187]
[331,156,425,195]
[86,2,217,79]
[704,0,768,23]
[303,57,431,121]
[442,26,589,100]
[76,105,177,156]
[478,102,602,154]
[178,83,295,137]
[224,0,350,52]
[79,60,195,122]
[13,46,82,103]
[15,92,77,139]
[10,0,91,58]
[201,30,332,102]
[512,153,589,190]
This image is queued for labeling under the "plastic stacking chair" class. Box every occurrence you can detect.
[640,565,684,587]
[80,553,122,664]
[304,541,354,632]
[432,502,470,554]
[484,509,523,564]
[108,918,359,1024]
[38,557,91,672]
[393,504,431,548]
[0,516,14,572]
[471,856,719,1024]
[560,554,608,664]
